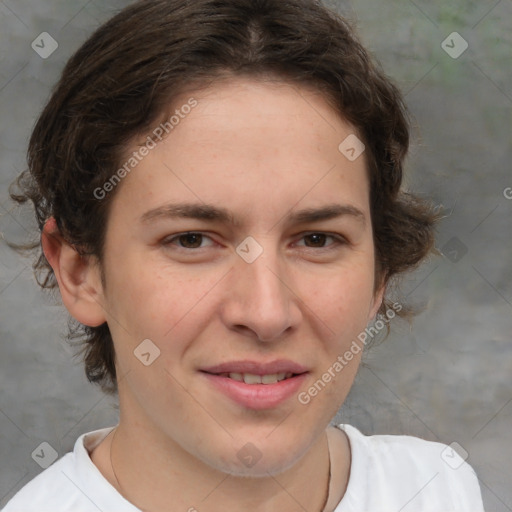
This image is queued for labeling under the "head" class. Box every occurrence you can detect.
[12,0,437,475]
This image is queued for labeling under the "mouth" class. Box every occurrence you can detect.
[212,371,296,384]
[199,360,309,410]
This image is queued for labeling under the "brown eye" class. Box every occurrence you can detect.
[303,233,328,247]
[177,233,204,248]
[163,232,213,249]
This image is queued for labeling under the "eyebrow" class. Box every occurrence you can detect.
[141,203,236,224]
[288,204,365,225]
[140,202,366,227]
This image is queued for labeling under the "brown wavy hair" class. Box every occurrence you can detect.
[10,0,439,395]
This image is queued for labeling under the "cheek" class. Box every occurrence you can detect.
[302,261,376,336]
[103,255,222,350]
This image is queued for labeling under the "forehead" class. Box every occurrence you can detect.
[110,77,370,225]
[168,77,360,163]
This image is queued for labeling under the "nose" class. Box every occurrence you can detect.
[220,242,302,342]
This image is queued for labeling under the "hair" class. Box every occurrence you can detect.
[10,0,439,395]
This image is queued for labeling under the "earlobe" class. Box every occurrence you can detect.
[41,217,107,327]
[368,282,386,322]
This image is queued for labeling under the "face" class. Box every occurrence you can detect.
[97,77,383,476]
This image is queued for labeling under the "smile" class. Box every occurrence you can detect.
[217,372,294,384]
[200,361,309,410]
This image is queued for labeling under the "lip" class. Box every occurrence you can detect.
[201,359,309,375]
[200,360,309,410]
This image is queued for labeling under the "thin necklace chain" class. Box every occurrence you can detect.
[108,426,331,512]
[321,438,332,512]
[108,427,134,506]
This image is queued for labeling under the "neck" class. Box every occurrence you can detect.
[107,419,332,512]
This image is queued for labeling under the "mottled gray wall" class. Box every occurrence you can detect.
[0,0,510,510]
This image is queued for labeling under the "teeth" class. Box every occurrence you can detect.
[227,372,291,384]
[261,374,278,384]
[243,373,262,384]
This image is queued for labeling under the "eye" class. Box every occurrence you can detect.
[162,232,215,249]
[295,232,345,249]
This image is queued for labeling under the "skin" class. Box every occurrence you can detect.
[43,77,385,512]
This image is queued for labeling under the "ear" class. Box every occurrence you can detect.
[41,217,107,327]
[368,279,386,322]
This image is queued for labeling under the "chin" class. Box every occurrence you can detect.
[197,433,310,478]
[217,452,304,478]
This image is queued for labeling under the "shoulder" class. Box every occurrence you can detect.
[335,424,484,512]
[2,427,138,512]
[2,451,88,512]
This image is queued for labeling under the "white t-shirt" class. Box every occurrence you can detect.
[2,424,484,512]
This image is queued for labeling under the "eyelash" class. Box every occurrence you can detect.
[161,232,347,251]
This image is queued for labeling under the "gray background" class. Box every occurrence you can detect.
[0,0,511,510]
